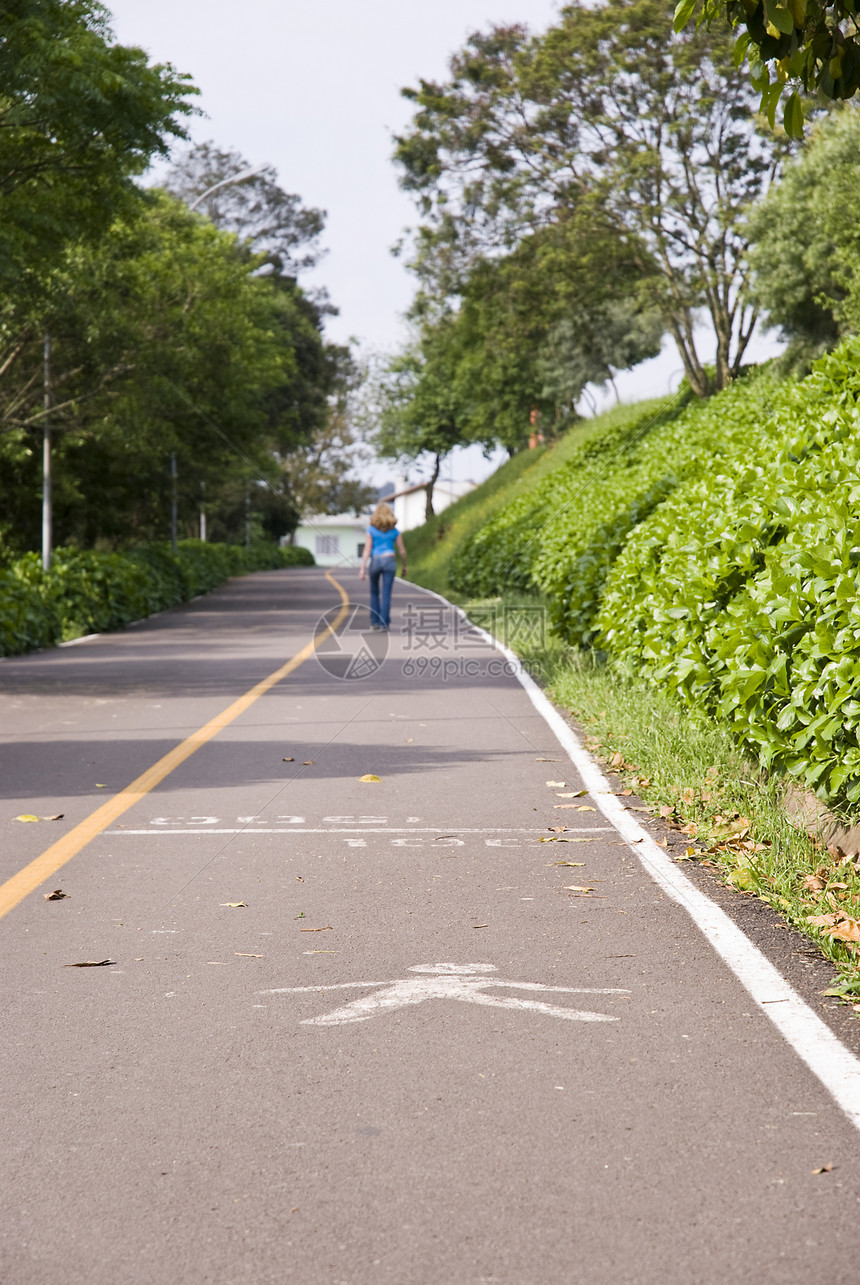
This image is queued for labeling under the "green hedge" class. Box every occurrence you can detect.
[422,337,860,808]
[0,540,313,657]
[598,342,860,804]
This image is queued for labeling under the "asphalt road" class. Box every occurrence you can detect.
[2,566,859,1285]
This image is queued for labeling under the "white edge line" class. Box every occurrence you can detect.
[415,584,860,1133]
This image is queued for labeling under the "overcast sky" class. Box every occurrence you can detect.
[107,0,563,353]
[106,1,780,484]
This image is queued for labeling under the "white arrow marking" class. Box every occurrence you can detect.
[261,963,629,1026]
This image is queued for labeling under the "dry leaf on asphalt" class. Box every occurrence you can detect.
[64,959,115,967]
[95,784,107,788]
[304,950,338,954]
[564,885,594,893]
[235,953,263,958]
[300,926,333,932]
[42,814,64,821]
[14,814,40,823]
[576,806,596,812]
[44,889,69,901]
[555,803,586,809]
[812,1163,834,1175]
[546,780,566,788]
[221,902,247,908]
[302,760,315,766]
[282,757,295,762]
[472,924,489,929]
[535,758,559,762]
[540,836,600,844]
[556,790,587,798]
[553,861,586,867]
[359,774,381,782]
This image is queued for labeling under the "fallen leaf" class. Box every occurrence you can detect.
[282,757,295,762]
[472,924,489,929]
[828,917,860,944]
[808,913,838,927]
[554,803,585,809]
[609,752,624,768]
[535,758,559,762]
[303,950,338,954]
[359,774,381,782]
[235,953,264,958]
[657,838,668,848]
[620,789,633,796]
[576,806,596,812]
[303,760,315,766]
[556,789,587,798]
[95,784,107,788]
[221,901,247,908]
[728,868,755,891]
[546,780,566,788]
[44,889,69,901]
[553,861,585,867]
[14,814,40,823]
[564,885,594,893]
[41,814,64,821]
[405,738,414,743]
[207,961,229,965]
[659,805,674,819]
[812,1163,834,1175]
[64,959,115,967]
[300,926,333,932]
[539,836,600,844]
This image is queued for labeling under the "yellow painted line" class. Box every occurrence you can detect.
[0,570,350,921]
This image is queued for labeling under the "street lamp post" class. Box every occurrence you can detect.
[42,332,52,571]
[188,165,266,212]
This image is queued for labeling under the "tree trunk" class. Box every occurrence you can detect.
[424,452,442,520]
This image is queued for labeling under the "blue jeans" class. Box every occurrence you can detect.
[369,555,396,629]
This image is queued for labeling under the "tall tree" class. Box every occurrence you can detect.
[747,106,860,365]
[395,0,790,396]
[163,141,326,279]
[0,192,330,553]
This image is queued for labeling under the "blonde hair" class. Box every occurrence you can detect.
[370,501,397,532]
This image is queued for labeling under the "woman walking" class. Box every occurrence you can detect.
[359,502,407,630]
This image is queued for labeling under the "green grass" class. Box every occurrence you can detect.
[404,398,665,597]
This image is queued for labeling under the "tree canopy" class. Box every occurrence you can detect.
[747,105,860,364]
[395,0,790,397]
[0,0,196,291]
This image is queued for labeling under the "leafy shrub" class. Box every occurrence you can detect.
[598,340,860,804]
[0,540,314,656]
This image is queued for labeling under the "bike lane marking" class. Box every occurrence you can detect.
[262,962,629,1025]
[0,570,350,921]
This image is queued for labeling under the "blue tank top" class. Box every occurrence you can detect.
[368,525,398,556]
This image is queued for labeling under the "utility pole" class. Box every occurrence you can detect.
[42,333,52,571]
[199,479,207,542]
[170,452,178,551]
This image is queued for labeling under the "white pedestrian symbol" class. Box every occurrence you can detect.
[261,963,629,1026]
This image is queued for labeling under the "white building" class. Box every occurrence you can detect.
[290,513,369,568]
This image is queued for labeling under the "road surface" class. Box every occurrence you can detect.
[1,566,859,1284]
